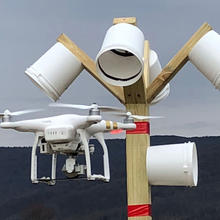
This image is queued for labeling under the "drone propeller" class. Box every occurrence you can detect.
[49,103,125,113]
[0,109,42,118]
[114,112,164,120]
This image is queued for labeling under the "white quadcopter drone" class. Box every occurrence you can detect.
[0,103,159,186]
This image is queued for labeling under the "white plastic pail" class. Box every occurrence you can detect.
[189,30,220,89]
[25,42,84,101]
[146,142,198,187]
[149,50,170,104]
[96,23,145,86]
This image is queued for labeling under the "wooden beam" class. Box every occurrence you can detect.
[125,105,151,220]
[146,22,212,104]
[57,34,125,104]
[113,17,151,219]
[113,17,137,25]
[124,41,149,104]
[124,42,151,220]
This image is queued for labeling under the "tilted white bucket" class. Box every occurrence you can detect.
[149,50,170,104]
[96,23,145,86]
[189,30,220,89]
[146,142,198,186]
[25,42,84,101]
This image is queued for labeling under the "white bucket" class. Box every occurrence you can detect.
[146,142,198,187]
[25,42,84,101]
[149,50,170,104]
[96,23,145,86]
[189,30,220,89]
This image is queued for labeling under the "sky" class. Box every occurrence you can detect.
[0,0,220,146]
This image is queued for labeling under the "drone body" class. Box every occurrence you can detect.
[0,107,136,185]
[1,114,101,133]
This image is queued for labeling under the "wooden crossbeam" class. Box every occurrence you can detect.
[57,34,125,104]
[124,41,149,104]
[146,22,212,104]
[113,17,137,25]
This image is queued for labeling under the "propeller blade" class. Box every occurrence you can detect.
[49,103,125,113]
[113,112,130,117]
[112,112,163,120]
[0,109,42,118]
[110,129,124,134]
[49,103,91,110]
[132,115,164,120]
[98,106,125,112]
[11,109,43,116]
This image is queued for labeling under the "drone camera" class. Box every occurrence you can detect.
[62,157,86,178]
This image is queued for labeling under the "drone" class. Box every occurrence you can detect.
[0,103,159,186]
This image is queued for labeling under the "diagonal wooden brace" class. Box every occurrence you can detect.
[146,22,212,104]
[57,34,125,104]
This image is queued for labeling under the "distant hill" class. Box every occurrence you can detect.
[0,136,220,220]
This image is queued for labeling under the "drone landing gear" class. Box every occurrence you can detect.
[77,129,110,182]
[31,133,57,185]
[31,129,110,185]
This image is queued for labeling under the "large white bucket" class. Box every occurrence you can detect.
[25,42,84,101]
[149,50,170,104]
[96,23,145,86]
[189,30,220,89]
[146,142,198,187]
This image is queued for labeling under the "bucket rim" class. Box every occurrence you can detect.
[25,67,60,101]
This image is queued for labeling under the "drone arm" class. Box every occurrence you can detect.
[94,132,110,182]
[116,122,136,130]
[87,120,135,135]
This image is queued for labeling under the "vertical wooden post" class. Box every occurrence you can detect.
[124,42,151,220]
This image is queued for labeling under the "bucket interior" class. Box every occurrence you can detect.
[97,48,142,81]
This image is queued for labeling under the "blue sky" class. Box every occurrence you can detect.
[0,0,220,145]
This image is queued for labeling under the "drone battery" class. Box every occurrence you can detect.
[45,125,74,143]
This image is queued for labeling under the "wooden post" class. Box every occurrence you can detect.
[112,17,151,219]
[113,17,137,25]
[124,42,151,220]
